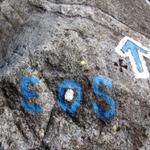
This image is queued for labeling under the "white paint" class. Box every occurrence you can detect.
[64,89,74,102]
[146,0,150,5]
[115,36,150,79]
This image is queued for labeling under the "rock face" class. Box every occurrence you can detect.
[0,0,150,149]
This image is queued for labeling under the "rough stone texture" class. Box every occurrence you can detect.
[0,0,150,149]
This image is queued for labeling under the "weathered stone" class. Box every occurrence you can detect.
[0,0,150,149]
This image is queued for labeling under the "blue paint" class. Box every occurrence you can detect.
[57,80,82,113]
[20,76,41,112]
[92,75,116,120]
[121,40,148,73]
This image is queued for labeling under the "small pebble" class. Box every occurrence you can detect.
[135,100,140,105]
[39,129,45,138]
[64,89,74,102]
[112,125,118,132]
[80,60,87,65]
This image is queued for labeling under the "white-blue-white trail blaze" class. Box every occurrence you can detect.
[115,37,150,79]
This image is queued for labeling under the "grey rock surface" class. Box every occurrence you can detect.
[0,0,150,149]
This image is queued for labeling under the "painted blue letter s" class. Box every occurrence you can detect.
[92,76,116,120]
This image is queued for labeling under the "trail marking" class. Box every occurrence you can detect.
[20,76,41,112]
[115,36,150,79]
[57,80,82,113]
[92,76,116,120]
